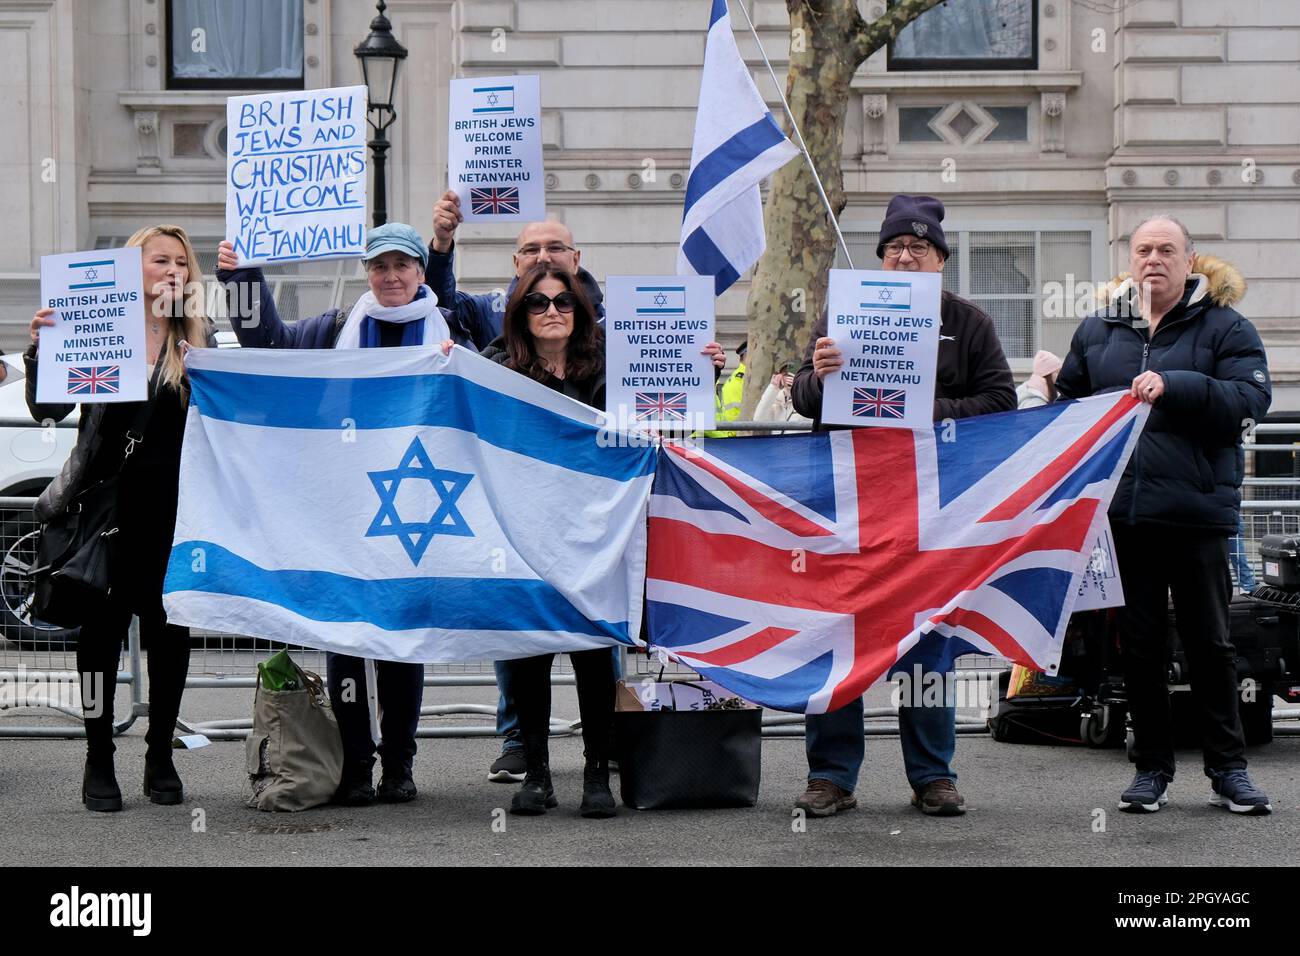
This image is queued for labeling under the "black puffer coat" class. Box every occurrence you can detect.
[1055,255,1270,533]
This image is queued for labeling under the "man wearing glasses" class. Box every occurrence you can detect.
[428,190,604,350]
[790,194,1015,819]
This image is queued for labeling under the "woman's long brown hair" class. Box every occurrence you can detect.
[501,264,603,383]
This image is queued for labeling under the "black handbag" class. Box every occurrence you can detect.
[31,365,163,627]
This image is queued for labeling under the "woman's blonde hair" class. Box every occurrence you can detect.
[125,223,211,399]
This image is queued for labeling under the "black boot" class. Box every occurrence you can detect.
[510,733,556,815]
[143,625,189,805]
[378,760,417,803]
[579,759,616,818]
[143,746,184,805]
[81,666,121,812]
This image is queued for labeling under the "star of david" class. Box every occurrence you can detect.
[365,437,474,565]
[84,267,98,281]
[653,292,668,307]
[878,288,893,302]
[486,92,500,106]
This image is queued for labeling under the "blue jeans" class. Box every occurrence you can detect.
[1229,514,1256,592]
[805,688,956,793]
[496,647,623,754]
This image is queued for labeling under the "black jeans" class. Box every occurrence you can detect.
[511,649,615,765]
[1112,523,1246,778]
[77,594,191,757]
[326,654,424,779]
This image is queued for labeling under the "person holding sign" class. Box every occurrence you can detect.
[217,223,473,807]
[28,224,215,812]
[790,195,1014,819]
[428,191,605,348]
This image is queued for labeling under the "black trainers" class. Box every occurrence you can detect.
[1208,768,1272,815]
[579,762,617,819]
[377,767,417,803]
[333,776,377,807]
[488,749,527,783]
[1118,770,1171,813]
[509,770,557,815]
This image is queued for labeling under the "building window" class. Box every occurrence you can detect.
[889,0,1037,72]
[898,103,1030,145]
[167,0,304,90]
[838,225,1097,360]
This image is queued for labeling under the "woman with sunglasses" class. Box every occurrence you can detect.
[485,264,724,817]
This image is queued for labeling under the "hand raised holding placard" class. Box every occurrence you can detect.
[30,307,56,345]
[432,191,463,254]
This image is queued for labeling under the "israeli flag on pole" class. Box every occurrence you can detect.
[163,347,655,662]
[677,0,799,295]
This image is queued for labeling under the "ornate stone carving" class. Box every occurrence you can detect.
[862,93,888,157]
[1040,92,1066,153]
[134,110,162,175]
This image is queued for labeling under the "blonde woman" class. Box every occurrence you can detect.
[28,224,214,812]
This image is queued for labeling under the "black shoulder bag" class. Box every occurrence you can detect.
[31,363,164,628]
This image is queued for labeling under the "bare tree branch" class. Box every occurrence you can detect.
[852,0,948,66]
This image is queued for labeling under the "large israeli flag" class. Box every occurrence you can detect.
[677,0,799,295]
[163,346,655,662]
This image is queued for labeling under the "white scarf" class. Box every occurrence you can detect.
[333,284,450,350]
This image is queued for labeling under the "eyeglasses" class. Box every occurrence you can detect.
[516,242,576,259]
[882,240,933,259]
[522,291,578,315]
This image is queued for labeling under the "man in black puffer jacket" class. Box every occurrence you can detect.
[1056,214,1272,815]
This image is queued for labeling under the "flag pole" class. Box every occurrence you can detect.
[733,0,855,269]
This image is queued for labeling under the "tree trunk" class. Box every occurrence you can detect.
[740,0,947,420]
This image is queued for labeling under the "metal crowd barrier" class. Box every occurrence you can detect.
[6,418,1300,741]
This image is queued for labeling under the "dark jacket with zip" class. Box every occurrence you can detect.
[480,340,606,410]
[1054,256,1270,533]
[791,289,1015,427]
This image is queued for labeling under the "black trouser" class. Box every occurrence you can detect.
[1112,523,1246,778]
[76,593,191,758]
[510,649,615,765]
[325,654,424,780]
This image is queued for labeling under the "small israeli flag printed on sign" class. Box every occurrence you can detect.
[860,280,912,311]
[634,286,688,315]
[68,260,115,290]
[472,85,515,114]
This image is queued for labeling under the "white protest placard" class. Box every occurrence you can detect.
[821,269,941,430]
[226,86,367,267]
[605,276,715,431]
[1074,519,1125,611]
[448,74,544,223]
[38,247,147,404]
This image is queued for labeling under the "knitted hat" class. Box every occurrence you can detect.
[876,194,949,260]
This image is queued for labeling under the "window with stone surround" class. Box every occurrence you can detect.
[167,0,304,90]
[889,0,1037,72]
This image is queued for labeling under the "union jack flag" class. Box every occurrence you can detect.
[635,392,688,422]
[67,365,120,395]
[645,394,1148,713]
[469,187,521,216]
[853,387,907,420]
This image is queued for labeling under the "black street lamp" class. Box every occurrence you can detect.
[354,0,408,228]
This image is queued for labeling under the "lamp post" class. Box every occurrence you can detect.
[354,1,408,228]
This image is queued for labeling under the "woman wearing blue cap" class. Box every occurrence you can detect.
[217,223,475,806]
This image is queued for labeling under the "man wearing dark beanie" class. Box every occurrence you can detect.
[790,194,1015,818]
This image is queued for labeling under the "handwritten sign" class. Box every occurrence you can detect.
[448,74,545,223]
[821,269,941,430]
[1074,520,1125,612]
[605,275,715,430]
[226,86,367,267]
[38,246,146,404]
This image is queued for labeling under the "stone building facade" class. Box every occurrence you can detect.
[1,0,1297,404]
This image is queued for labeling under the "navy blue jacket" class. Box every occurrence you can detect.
[425,240,606,349]
[1055,257,1270,533]
[216,265,474,350]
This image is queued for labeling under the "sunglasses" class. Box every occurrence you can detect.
[523,291,578,315]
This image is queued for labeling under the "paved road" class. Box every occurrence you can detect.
[2,679,1296,867]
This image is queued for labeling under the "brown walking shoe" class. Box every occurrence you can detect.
[794,779,857,817]
[911,779,966,816]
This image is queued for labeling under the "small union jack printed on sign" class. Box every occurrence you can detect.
[67,365,120,395]
[852,387,906,420]
[469,187,521,216]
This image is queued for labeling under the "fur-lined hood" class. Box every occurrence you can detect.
[1102,254,1246,311]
